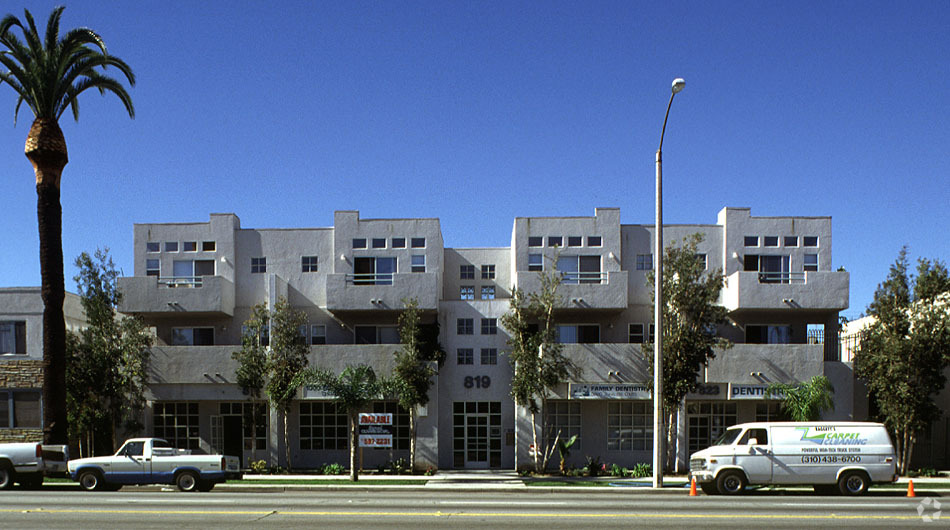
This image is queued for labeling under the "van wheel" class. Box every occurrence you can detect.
[700,482,719,495]
[176,471,200,492]
[838,471,869,496]
[716,470,747,495]
[0,463,14,490]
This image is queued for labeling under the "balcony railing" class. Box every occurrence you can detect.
[346,273,394,285]
[757,272,805,284]
[158,276,205,288]
[560,271,607,285]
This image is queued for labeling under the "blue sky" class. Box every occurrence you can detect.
[1,1,947,319]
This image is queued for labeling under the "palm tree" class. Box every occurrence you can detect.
[0,6,134,444]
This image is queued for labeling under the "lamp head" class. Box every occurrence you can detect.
[672,78,685,94]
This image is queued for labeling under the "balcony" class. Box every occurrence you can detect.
[721,270,849,312]
[118,275,235,318]
[515,270,628,311]
[326,272,438,313]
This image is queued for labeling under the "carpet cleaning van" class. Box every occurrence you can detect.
[689,422,898,495]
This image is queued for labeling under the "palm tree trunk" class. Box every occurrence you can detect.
[409,410,416,472]
[350,412,359,482]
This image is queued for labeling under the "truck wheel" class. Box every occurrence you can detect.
[0,463,14,490]
[716,470,747,495]
[176,471,200,492]
[838,471,869,496]
[700,482,719,495]
[78,470,104,491]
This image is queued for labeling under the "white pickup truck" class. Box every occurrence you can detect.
[68,438,241,492]
[0,442,69,489]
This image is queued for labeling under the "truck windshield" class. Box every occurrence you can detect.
[714,428,743,446]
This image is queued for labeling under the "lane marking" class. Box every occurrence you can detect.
[780,503,913,508]
[438,501,568,506]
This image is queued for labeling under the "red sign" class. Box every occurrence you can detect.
[359,413,393,425]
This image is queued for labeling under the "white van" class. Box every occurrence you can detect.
[689,422,898,495]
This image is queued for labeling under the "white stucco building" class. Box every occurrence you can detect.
[116,207,855,470]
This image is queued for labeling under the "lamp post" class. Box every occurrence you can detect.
[653,77,685,489]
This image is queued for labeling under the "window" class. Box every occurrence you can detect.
[567,236,582,247]
[744,254,790,283]
[481,264,495,279]
[695,253,707,270]
[353,257,396,285]
[783,236,798,247]
[202,241,216,252]
[372,238,386,249]
[171,259,214,283]
[146,242,160,253]
[411,255,426,273]
[557,324,599,344]
[628,323,644,344]
[299,402,347,450]
[457,348,474,365]
[251,257,266,274]
[480,348,497,365]
[372,402,410,450]
[804,253,818,272]
[352,238,367,249]
[746,324,792,344]
[608,402,652,451]
[391,237,406,248]
[354,326,399,344]
[481,318,497,335]
[310,325,326,345]
[460,265,475,279]
[557,255,601,284]
[217,402,267,451]
[481,286,495,300]
[587,236,602,247]
[763,236,779,247]
[755,402,791,422]
[803,236,819,247]
[0,390,40,428]
[545,401,581,450]
[183,241,197,252]
[146,259,160,277]
[457,318,473,335]
[171,327,215,346]
[744,236,758,247]
[165,241,179,252]
[153,402,200,450]
[740,428,768,446]
[636,254,653,271]
[460,286,475,300]
[528,236,543,247]
[411,237,425,248]
[548,236,562,248]
[528,254,543,271]
[301,256,319,272]
[687,402,738,455]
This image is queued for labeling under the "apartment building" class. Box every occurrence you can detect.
[0,287,86,443]
[117,207,853,470]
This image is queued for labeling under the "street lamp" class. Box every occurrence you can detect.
[654,77,685,489]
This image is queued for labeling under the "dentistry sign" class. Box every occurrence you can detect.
[569,383,651,400]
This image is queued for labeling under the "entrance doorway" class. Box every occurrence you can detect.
[453,401,501,468]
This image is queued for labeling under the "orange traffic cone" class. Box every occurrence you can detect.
[689,477,698,496]
[907,479,916,497]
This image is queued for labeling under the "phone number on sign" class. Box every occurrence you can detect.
[801,455,861,464]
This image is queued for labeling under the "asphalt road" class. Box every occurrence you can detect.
[0,488,941,528]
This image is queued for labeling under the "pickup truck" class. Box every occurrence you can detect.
[68,438,241,492]
[0,442,69,489]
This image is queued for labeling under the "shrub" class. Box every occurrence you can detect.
[629,462,652,478]
[424,466,437,476]
[608,463,629,477]
[320,462,346,475]
[389,458,409,475]
[249,460,269,474]
[585,456,603,477]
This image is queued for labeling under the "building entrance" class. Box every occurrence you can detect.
[453,401,501,468]
[686,402,738,455]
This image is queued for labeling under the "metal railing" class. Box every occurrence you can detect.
[756,272,805,284]
[560,271,607,285]
[158,276,203,288]
[345,273,394,285]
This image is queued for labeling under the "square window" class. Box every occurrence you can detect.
[411,254,426,273]
[0,321,27,354]
[528,236,543,247]
[372,238,386,249]
[146,242,160,253]
[804,253,819,272]
[587,236,602,247]
[784,236,798,247]
[251,257,266,274]
[165,241,179,252]
[202,241,216,252]
[460,286,475,300]
[481,318,497,335]
[460,265,475,279]
[481,348,497,365]
[744,236,758,247]
[568,236,582,247]
[392,237,406,248]
[411,237,426,248]
[183,241,197,252]
[302,256,319,272]
[528,254,543,271]
[764,236,779,247]
[548,236,562,248]
[481,286,495,300]
[695,253,707,270]
[457,348,474,365]
[146,259,160,276]
[352,238,367,249]
[628,323,644,344]
[803,236,819,247]
[457,318,473,335]
[310,325,326,345]
[636,254,653,271]
[481,264,495,279]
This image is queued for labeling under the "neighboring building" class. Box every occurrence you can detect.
[0,287,85,442]
[117,207,853,470]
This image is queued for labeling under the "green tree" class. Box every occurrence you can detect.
[392,298,445,471]
[231,303,270,462]
[264,298,309,469]
[294,364,391,481]
[501,268,576,472]
[766,375,835,421]
[646,234,730,471]
[0,6,135,444]
[854,248,950,474]
[66,249,151,457]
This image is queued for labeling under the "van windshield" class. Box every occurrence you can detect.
[714,428,743,446]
